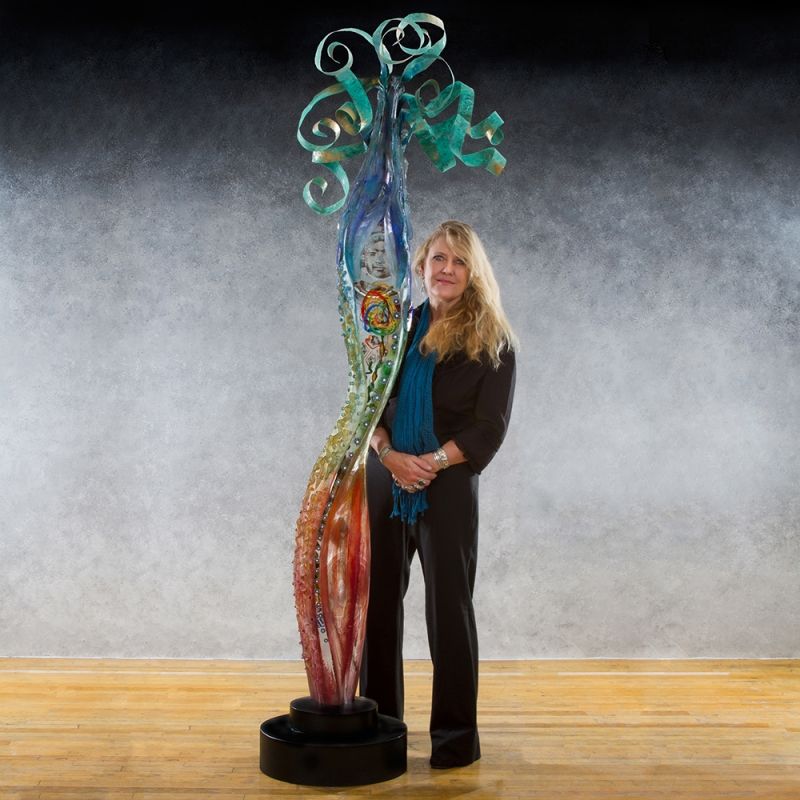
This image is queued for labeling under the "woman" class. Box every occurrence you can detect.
[358,219,518,769]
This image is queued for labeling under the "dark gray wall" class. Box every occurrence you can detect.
[1,13,798,659]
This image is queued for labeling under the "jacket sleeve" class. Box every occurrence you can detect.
[452,346,516,474]
[377,376,399,431]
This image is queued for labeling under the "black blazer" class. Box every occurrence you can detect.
[379,303,516,475]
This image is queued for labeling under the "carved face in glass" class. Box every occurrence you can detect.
[360,229,390,280]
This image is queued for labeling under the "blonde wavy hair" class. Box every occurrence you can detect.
[412,220,519,367]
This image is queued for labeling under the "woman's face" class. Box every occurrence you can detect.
[420,236,469,308]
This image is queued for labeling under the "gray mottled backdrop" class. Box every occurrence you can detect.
[1,13,799,660]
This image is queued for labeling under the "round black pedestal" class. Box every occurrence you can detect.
[260,696,407,786]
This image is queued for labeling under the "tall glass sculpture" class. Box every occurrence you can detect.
[294,10,506,706]
[261,13,506,786]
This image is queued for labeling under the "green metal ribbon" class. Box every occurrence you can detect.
[297,13,506,215]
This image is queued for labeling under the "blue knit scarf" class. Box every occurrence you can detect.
[390,299,441,524]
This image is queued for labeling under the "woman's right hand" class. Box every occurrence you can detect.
[381,450,438,490]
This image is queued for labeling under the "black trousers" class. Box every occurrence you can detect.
[358,449,481,764]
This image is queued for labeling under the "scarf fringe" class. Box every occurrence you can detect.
[390,483,430,525]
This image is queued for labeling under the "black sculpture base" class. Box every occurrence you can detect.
[260,696,407,787]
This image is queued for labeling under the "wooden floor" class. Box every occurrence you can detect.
[1,658,798,799]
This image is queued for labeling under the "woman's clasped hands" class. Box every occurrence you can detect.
[382,450,439,493]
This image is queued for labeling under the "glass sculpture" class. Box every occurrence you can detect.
[293,12,506,706]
